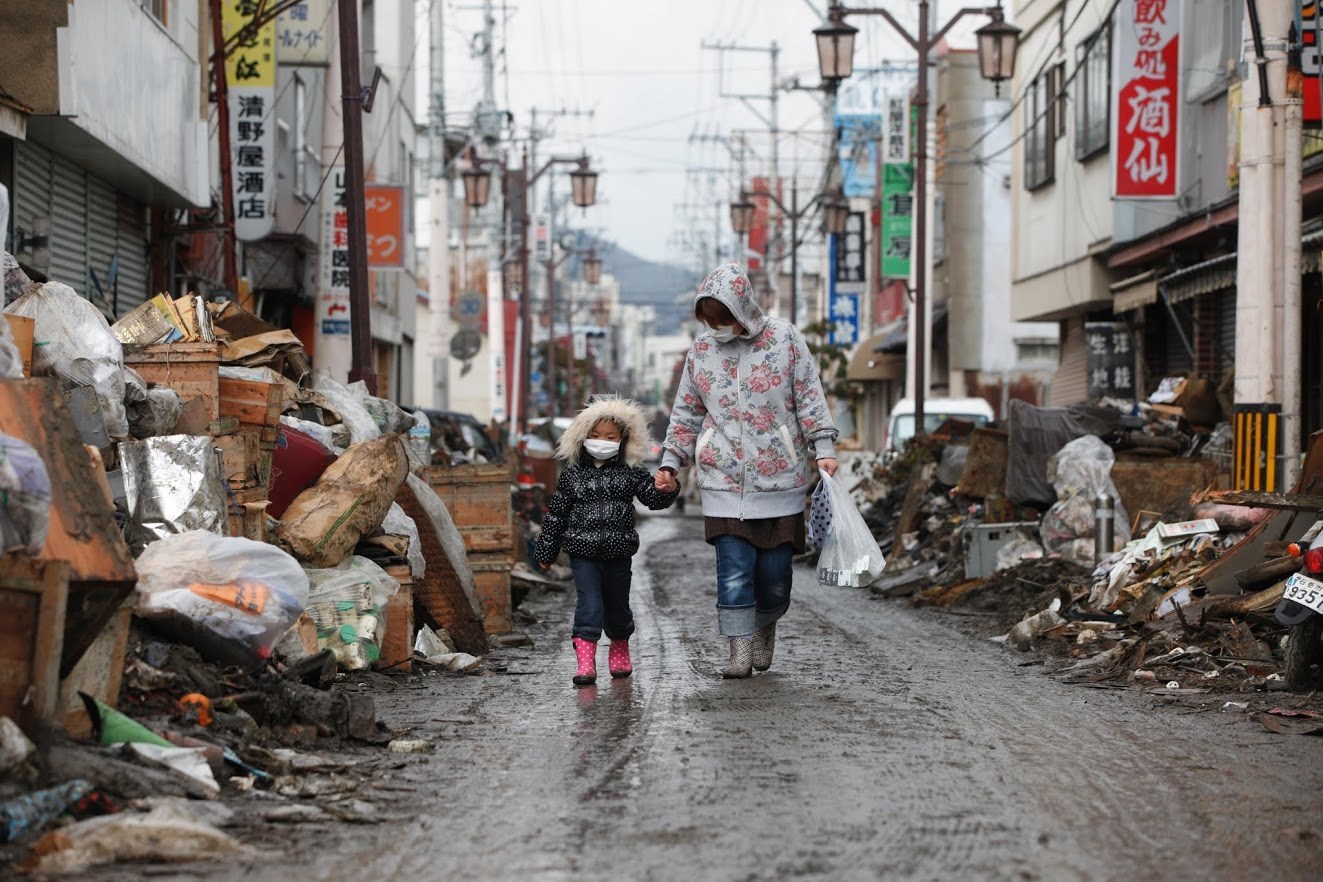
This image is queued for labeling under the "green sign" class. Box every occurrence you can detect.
[880,163,913,280]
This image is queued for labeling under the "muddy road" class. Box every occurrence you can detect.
[87,512,1322,881]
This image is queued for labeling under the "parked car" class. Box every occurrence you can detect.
[884,397,995,453]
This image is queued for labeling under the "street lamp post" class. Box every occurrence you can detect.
[544,244,600,418]
[462,149,598,432]
[730,184,849,325]
[814,1,1018,439]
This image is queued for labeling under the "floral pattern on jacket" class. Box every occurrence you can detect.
[661,263,837,501]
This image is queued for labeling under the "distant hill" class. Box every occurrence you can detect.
[570,234,700,334]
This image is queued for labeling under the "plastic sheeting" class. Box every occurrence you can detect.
[1040,435,1131,566]
[4,281,129,438]
[119,434,228,553]
[1004,399,1119,507]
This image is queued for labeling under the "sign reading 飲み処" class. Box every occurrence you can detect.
[1085,322,1136,400]
[319,167,351,336]
[224,1,276,241]
[1112,0,1181,198]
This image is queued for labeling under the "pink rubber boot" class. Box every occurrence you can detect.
[572,637,598,686]
[608,638,633,678]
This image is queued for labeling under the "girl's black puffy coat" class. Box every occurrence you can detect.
[535,458,677,563]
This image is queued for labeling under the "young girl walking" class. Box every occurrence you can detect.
[535,396,679,686]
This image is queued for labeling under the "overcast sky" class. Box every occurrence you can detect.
[430,0,983,267]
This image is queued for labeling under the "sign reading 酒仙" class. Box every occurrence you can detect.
[1113,0,1181,198]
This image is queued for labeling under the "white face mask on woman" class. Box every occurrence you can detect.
[584,439,620,461]
[709,326,739,344]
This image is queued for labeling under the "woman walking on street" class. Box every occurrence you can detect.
[655,263,838,678]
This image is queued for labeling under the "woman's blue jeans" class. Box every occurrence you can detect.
[713,536,793,637]
[569,557,634,642]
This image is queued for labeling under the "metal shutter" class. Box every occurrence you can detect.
[12,141,52,253]
[87,175,119,315]
[115,194,149,315]
[1214,288,1236,379]
[1046,318,1088,405]
[49,154,89,301]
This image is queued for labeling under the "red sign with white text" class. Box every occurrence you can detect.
[1113,0,1181,198]
[364,185,405,268]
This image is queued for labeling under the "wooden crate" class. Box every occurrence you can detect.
[0,555,70,734]
[123,341,222,421]
[58,600,132,738]
[422,463,516,556]
[214,429,265,488]
[218,376,284,427]
[376,563,414,672]
[470,554,513,635]
[227,501,269,542]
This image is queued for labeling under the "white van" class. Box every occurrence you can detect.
[885,397,995,452]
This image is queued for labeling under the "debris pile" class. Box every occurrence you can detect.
[0,249,525,872]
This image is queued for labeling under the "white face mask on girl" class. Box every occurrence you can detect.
[584,439,620,461]
[709,326,739,344]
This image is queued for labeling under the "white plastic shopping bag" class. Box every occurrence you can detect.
[815,469,887,587]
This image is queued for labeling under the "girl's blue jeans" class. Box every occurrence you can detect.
[569,556,634,642]
[713,536,793,637]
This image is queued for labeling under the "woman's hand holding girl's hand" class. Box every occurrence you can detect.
[654,469,678,493]
[817,457,839,477]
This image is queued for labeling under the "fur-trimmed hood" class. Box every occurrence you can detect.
[556,395,652,466]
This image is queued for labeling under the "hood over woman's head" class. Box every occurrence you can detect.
[693,263,766,339]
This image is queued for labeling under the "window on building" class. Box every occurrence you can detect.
[293,75,315,202]
[1024,66,1058,190]
[1075,25,1111,160]
[1186,0,1241,101]
[141,0,166,23]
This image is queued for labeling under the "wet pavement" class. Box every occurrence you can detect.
[84,511,1323,881]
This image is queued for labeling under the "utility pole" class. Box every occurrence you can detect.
[1235,0,1296,490]
[337,0,376,393]
[427,0,449,409]
[702,41,781,300]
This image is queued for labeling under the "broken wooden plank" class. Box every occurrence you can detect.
[0,379,136,675]
[0,554,70,733]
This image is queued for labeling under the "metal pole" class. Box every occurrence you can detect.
[913,0,929,438]
[517,155,533,433]
[790,182,799,325]
[1284,39,1304,489]
[208,0,238,296]
[546,257,557,419]
[566,268,576,412]
[1094,493,1115,563]
[337,0,377,393]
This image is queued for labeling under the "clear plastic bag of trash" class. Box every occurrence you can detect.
[303,556,400,671]
[405,408,431,472]
[378,502,425,579]
[815,469,887,587]
[993,532,1043,572]
[125,368,183,439]
[0,432,51,555]
[4,281,129,437]
[134,530,310,669]
[1041,435,1130,562]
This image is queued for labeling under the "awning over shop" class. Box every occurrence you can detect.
[872,300,949,353]
[1158,253,1236,305]
[847,338,904,381]
[1110,270,1158,314]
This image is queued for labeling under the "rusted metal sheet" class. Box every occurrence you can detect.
[0,378,136,675]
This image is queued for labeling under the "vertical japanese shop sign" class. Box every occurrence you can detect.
[223,0,276,241]
[276,0,331,64]
[1299,0,1323,125]
[319,167,351,335]
[1085,322,1136,400]
[880,94,913,280]
[1113,0,1181,198]
[365,186,405,269]
[835,75,883,198]
[829,211,865,346]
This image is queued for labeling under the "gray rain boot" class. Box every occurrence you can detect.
[751,622,776,672]
[722,636,754,679]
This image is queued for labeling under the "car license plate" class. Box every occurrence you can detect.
[1283,572,1323,614]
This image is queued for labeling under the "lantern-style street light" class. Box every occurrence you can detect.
[814,0,1019,439]
[570,161,599,209]
[729,185,849,326]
